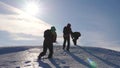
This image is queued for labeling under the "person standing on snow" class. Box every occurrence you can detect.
[38,26,57,60]
[63,23,73,51]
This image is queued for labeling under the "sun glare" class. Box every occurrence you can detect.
[25,2,39,15]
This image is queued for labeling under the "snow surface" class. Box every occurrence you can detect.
[0,45,120,68]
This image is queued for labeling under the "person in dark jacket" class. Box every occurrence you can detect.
[38,26,57,60]
[72,32,81,45]
[63,23,72,51]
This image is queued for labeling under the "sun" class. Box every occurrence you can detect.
[24,2,39,16]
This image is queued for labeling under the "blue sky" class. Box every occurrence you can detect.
[0,0,120,51]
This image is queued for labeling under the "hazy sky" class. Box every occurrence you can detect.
[0,0,120,51]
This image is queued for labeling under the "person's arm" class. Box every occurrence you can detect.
[54,32,57,42]
[70,28,74,39]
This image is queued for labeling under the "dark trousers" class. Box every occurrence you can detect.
[73,39,77,45]
[39,40,53,58]
[73,37,78,45]
[63,35,70,51]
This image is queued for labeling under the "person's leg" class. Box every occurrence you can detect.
[67,36,70,51]
[75,37,79,45]
[48,43,53,58]
[38,47,47,60]
[74,38,77,45]
[38,41,47,60]
[63,37,67,50]
[73,39,76,45]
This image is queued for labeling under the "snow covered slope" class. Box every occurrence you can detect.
[0,46,120,68]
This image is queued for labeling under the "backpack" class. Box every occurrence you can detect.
[44,29,53,40]
[72,32,81,38]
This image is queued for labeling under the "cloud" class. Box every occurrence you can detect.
[0,14,50,36]
[0,1,53,46]
[0,1,52,41]
[0,30,43,46]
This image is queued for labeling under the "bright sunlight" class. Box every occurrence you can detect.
[24,1,39,16]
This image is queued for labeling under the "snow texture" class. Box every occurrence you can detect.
[0,45,120,68]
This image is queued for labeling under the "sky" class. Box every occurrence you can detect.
[0,0,120,51]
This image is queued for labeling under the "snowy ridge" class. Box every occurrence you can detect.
[0,45,120,68]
